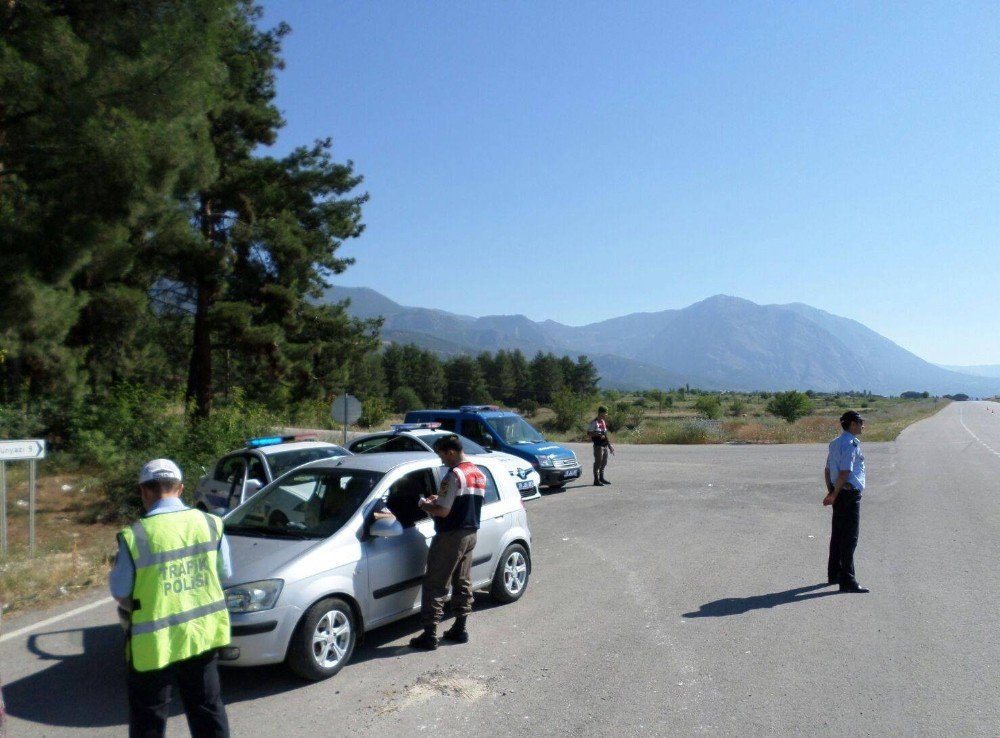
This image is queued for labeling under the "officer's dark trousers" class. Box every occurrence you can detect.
[828,490,861,586]
[128,649,229,738]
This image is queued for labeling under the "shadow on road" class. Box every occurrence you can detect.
[683,583,838,618]
[4,624,129,729]
[4,593,510,727]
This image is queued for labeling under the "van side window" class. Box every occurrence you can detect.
[385,470,435,527]
[476,465,501,504]
[463,419,493,448]
[436,418,456,432]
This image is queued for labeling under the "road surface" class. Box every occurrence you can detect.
[2,400,998,736]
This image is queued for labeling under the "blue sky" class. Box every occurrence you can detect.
[260,1,999,365]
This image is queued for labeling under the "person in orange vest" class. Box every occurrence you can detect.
[588,406,615,486]
[409,435,486,650]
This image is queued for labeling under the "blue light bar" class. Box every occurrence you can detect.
[246,434,317,448]
[459,405,500,412]
[391,422,441,432]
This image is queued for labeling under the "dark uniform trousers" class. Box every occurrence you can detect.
[127,649,229,738]
[593,443,609,479]
[421,529,477,627]
[828,489,861,586]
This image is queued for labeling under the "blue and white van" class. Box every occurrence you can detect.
[404,406,582,489]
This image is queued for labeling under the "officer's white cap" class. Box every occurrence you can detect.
[138,458,183,485]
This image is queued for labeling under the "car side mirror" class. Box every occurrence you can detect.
[369,517,403,538]
[240,478,263,504]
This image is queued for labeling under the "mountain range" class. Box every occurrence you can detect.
[322,286,1000,396]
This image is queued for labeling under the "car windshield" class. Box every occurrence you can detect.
[485,415,544,444]
[225,469,381,539]
[268,446,348,478]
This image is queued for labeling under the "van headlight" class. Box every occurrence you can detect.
[537,455,554,468]
[225,579,283,613]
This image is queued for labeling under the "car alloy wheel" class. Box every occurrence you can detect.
[288,597,356,680]
[312,608,351,669]
[489,543,530,604]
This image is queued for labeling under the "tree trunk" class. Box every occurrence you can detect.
[186,197,216,418]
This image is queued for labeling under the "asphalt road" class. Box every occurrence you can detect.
[3,401,999,736]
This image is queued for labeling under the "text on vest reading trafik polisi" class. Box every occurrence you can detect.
[159,556,212,595]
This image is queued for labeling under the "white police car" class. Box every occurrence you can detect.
[194,435,351,515]
[348,423,542,500]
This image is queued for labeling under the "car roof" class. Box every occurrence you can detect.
[254,441,345,456]
[294,451,440,474]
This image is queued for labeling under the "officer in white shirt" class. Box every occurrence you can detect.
[823,411,869,593]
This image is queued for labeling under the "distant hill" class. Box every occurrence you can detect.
[938,364,1000,379]
[324,286,1000,395]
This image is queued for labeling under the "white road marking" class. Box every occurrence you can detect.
[0,596,113,644]
[958,404,1000,458]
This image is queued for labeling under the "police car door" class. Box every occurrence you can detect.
[364,468,437,625]
[471,465,505,585]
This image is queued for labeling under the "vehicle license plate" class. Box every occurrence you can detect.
[516,480,534,490]
[563,468,580,478]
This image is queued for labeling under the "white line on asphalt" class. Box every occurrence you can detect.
[0,596,114,644]
[958,405,1000,458]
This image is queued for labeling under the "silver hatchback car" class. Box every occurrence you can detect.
[220,452,532,680]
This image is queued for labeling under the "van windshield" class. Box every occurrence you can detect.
[225,469,382,539]
[484,415,544,445]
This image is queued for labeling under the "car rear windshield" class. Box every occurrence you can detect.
[225,469,382,539]
[269,447,347,478]
[484,415,544,444]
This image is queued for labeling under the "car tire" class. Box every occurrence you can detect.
[490,543,530,604]
[287,597,356,681]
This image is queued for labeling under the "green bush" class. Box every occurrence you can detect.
[357,396,389,428]
[391,386,423,414]
[92,387,277,521]
[693,395,723,420]
[517,398,539,417]
[727,397,747,417]
[548,389,591,433]
[766,391,813,423]
[0,404,46,439]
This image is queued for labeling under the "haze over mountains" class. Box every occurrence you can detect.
[323,286,1000,396]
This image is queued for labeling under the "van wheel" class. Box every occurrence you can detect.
[490,544,530,604]
[287,597,356,681]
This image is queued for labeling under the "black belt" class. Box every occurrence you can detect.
[842,485,860,493]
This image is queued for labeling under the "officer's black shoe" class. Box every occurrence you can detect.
[600,477,611,485]
[594,478,604,486]
[409,629,438,650]
[441,625,469,643]
[839,583,870,593]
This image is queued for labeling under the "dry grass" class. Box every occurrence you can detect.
[0,472,119,614]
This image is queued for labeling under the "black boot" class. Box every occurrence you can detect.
[600,476,611,485]
[594,477,604,486]
[409,626,438,650]
[442,616,469,643]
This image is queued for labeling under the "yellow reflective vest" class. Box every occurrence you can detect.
[120,509,231,672]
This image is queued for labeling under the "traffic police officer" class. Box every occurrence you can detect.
[823,411,869,593]
[109,459,232,737]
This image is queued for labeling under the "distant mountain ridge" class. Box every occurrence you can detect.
[322,286,1000,395]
